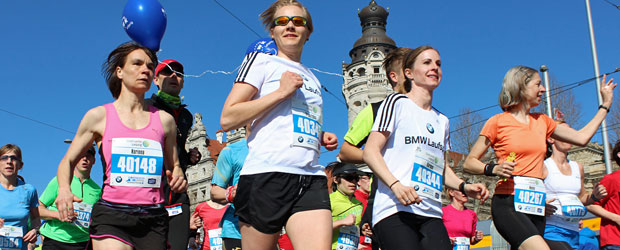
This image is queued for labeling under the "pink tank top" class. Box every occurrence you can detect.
[101,103,166,205]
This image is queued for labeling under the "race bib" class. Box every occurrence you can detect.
[0,226,23,250]
[291,98,322,151]
[514,176,546,216]
[208,228,223,250]
[336,225,359,250]
[165,205,183,217]
[73,202,93,228]
[557,194,587,223]
[454,237,470,250]
[410,148,444,202]
[110,138,163,188]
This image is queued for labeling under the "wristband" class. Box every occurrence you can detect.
[599,105,610,113]
[389,180,400,189]
[225,186,235,203]
[459,181,467,194]
[484,163,497,176]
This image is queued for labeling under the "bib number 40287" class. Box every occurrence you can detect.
[517,191,544,205]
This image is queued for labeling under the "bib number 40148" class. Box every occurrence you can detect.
[117,156,157,174]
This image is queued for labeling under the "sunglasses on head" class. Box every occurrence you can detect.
[159,65,184,77]
[273,16,307,27]
[340,174,359,182]
[0,155,19,162]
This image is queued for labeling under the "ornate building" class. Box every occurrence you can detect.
[184,113,246,211]
[342,0,397,126]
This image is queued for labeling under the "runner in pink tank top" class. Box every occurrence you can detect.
[100,103,166,205]
[54,42,188,250]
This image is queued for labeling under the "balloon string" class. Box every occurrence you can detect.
[159,61,240,78]
[309,68,344,78]
[159,61,344,79]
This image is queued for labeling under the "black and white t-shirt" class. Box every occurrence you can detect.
[235,52,324,176]
[371,93,451,225]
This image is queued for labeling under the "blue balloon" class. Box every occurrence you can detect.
[122,0,167,51]
[246,38,278,55]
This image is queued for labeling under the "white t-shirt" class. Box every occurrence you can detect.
[370,93,451,226]
[235,52,325,176]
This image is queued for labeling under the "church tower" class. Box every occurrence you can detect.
[342,0,397,126]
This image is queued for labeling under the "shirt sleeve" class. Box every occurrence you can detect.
[39,177,59,207]
[480,114,499,144]
[212,148,233,188]
[344,105,374,147]
[371,93,405,133]
[543,114,557,139]
[234,52,267,90]
[29,185,39,209]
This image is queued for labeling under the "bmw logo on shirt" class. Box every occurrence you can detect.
[426,123,434,134]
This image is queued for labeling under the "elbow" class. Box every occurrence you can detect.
[219,115,236,132]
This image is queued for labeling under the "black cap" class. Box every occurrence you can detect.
[332,162,362,176]
[86,145,96,156]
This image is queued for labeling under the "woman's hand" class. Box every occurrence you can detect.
[321,132,338,151]
[166,168,188,193]
[493,161,515,178]
[340,214,356,227]
[464,183,489,204]
[54,188,81,222]
[22,229,38,243]
[600,74,617,107]
[278,71,303,99]
[391,181,422,206]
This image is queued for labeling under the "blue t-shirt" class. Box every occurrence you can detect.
[0,179,38,250]
[211,139,248,239]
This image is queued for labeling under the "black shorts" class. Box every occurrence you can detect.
[492,194,545,250]
[234,172,331,234]
[223,237,241,250]
[89,200,169,250]
[373,212,452,250]
[42,237,90,250]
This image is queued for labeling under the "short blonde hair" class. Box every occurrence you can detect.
[499,65,538,111]
[259,0,313,34]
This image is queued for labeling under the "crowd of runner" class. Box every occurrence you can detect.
[2,0,620,250]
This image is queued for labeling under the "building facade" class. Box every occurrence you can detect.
[342,0,397,126]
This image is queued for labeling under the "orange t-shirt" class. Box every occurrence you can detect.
[480,112,556,195]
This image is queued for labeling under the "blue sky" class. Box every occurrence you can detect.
[2,0,620,194]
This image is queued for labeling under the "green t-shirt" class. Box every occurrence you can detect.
[330,190,363,250]
[39,176,102,243]
[344,104,375,147]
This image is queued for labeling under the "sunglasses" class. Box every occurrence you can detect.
[273,16,307,27]
[159,65,184,77]
[340,174,359,182]
[0,155,20,162]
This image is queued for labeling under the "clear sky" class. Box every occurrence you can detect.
[2,0,620,195]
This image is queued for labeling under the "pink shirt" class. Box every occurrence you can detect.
[101,103,166,205]
[441,204,477,238]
